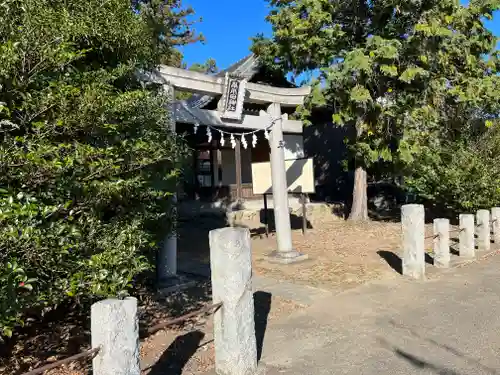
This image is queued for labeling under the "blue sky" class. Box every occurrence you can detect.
[180,0,500,71]
[180,0,272,69]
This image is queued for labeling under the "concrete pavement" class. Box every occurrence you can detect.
[258,253,500,375]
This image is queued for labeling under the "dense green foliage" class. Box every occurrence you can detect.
[253,0,500,218]
[406,125,500,213]
[0,0,195,337]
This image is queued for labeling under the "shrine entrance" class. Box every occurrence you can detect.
[155,54,312,288]
[179,122,271,202]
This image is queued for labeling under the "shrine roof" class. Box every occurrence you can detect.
[185,54,296,109]
[185,54,259,109]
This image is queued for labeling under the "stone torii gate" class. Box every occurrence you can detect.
[151,61,311,288]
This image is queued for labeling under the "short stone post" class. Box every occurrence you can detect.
[433,218,450,268]
[459,214,475,259]
[209,227,258,375]
[491,207,500,244]
[401,204,425,280]
[91,297,140,375]
[477,209,491,252]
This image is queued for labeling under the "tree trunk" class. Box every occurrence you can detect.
[348,118,368,221]
[348,165,368,220]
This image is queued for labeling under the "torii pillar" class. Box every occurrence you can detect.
[265,103,308,264]
[157,84,194,293]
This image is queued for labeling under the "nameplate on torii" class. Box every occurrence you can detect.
[220,73,246,121]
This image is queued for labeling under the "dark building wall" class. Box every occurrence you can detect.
[303,109,354,203]
[303,113,407,212]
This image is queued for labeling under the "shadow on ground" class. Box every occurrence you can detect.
[393,347,462,375]
[147,330,205,375]
[377,250,434,274]
[380,321,500,374]
[144,290,273,373]
[377,250,402,274]
[254,291,272,361]
[378,337,462,375]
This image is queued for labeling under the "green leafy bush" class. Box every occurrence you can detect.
[0,0,191,337]
[406,125,500,213]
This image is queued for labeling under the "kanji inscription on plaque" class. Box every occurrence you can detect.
[220,73,246,121]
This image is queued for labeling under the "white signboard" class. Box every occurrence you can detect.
[251,158,315,195]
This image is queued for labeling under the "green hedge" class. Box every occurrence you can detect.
[0,0,189,337]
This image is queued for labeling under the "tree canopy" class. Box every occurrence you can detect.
[0,0,198,338]
[253,0,500,219]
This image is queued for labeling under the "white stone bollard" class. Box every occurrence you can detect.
[433,218,450,268]
[477,209,491,252]
[209,227,258,375]
[401,204,425,280]
[91,297,140,375]
[491,207,500,244]
[459,214,475,259]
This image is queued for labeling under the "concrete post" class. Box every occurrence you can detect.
[477,209,491,252]
[401,204,425,280]
[459,214,475,259]
[209,227,258,375]
[91,298,140,375]
[264,103,308,264]
[491,207,500,244]
[433,218,450,268]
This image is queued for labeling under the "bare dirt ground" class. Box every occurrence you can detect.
[177,216,440,291]
[2,281,303,375]
[252,219,468,289]
[140,292,303,375]
[253,220,403,289]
